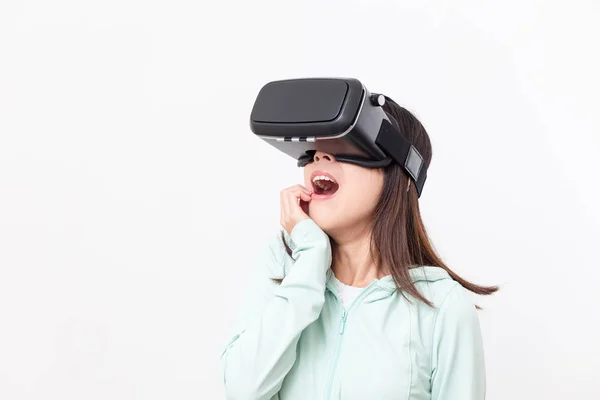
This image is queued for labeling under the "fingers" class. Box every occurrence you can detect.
[289,186,312,209]
[298,190,312,202]
[286,184,312,197]
[280,184,313,234]
[280,185,312,206]
[281,185,310,215]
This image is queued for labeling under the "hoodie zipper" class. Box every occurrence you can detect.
[324,281,378,400]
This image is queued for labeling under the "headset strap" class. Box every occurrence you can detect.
[375,119,427,198]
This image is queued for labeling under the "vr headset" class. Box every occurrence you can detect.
[249,77,428,197]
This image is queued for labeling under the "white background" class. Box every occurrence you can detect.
[1,1,599,399]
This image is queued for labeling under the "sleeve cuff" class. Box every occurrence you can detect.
[290,218,326,247]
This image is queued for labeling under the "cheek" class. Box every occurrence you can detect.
[340,174,383,209]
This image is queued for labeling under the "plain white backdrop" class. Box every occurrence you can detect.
[1,0,599,399]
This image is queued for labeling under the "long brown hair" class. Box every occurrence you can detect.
[279,98,498,307]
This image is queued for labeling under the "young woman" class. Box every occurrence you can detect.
[220,98,498,400]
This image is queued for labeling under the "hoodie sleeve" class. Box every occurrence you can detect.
[219,218,332,400]
[430,283,487,400]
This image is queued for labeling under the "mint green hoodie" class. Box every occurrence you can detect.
[220,219,486,399]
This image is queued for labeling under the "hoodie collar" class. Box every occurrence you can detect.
[326,265,452,295]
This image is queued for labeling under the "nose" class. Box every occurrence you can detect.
[313,150,335,163]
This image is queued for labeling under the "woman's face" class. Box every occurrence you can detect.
[303,150,385,235]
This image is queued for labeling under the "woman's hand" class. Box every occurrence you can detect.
[280,184,313,235]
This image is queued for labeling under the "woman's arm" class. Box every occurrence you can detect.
[430,283,487,400]
[219,218,332,400]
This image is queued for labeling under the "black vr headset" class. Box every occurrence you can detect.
[249,77,428,197]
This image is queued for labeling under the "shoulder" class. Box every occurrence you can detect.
[409,266,462,306]
[433,282,478,329]
[408,266,479,327]
[406,267,482,360]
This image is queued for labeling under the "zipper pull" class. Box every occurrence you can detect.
[339,310,347,334]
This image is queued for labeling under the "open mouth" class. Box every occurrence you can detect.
[312,175,339,196]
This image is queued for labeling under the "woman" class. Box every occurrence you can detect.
[220,97,498,399]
